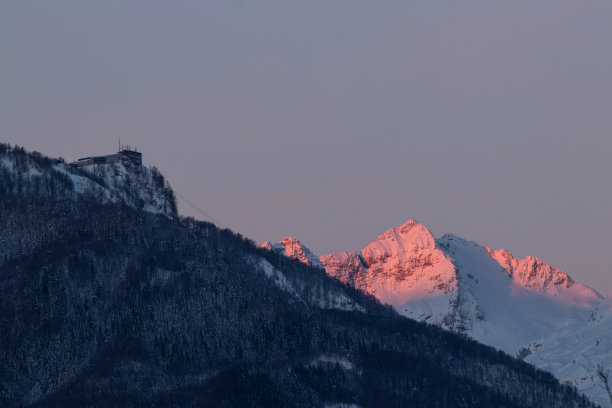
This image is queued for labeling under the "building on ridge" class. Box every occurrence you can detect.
[74,147,142,167]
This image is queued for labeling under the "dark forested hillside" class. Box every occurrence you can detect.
[0,145,597,407]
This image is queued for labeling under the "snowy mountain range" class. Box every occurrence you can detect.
[4,144,595,407]
[262,220,611,406]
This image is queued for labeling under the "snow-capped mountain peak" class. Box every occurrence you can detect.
[260,236,324,269]
[322,220,457,311]
[371,219,433,246]
[363,219,438,262]
[488,248,574,288]
[486,247,601,307]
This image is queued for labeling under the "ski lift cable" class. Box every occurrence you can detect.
[175,191,227,229]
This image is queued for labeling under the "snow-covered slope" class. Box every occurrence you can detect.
[435,234,600,352]
[258,240,365,312]
[524,299,612,407]
[0,147,177,218]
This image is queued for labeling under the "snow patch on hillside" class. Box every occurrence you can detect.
[253,256,365,312]
[315,290,365,313]
[254,257,301,299]
[309,354,355,370]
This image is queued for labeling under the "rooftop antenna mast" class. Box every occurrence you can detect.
[118,138,121,152]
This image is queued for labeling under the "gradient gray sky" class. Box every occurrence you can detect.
[2,1,612,293]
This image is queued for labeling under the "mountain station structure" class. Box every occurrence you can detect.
[74,148,142,167]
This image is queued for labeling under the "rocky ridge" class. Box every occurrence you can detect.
[261,236,324,269]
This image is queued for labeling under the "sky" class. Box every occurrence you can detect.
[2,1,612,293]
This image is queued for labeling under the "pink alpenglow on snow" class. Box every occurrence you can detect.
[321,219,457,308]
[262,219,602,355]
[260,236,324,269]
[487,248,601,308]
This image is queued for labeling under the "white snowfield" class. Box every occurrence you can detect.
[262,219,609,406]
[525,299,612,407]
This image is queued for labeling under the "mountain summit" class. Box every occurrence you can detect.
[321,219,457,310]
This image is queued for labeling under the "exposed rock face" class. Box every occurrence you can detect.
[321,220,457,310]
[261,236,324,269]
[488,248,574,290]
